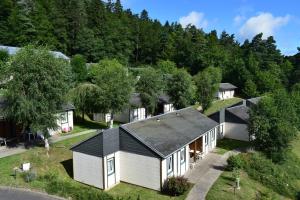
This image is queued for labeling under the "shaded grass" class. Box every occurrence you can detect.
[206,171,288,200]
[204,97,243,116]
[215,138,250,155]
[108,182,192,200]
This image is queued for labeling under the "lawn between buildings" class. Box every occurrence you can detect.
[207,135,300,200]
[204,97,243,116]
[0,132,190,200]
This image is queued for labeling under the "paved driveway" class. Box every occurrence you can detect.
[185,150,240,200]
[0,187,64,200]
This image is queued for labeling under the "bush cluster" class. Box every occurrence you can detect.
[240,153,298,198]
[39,172,114,200]
[162,176,190,196]
[226,155,244,171]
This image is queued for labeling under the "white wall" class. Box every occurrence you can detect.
[161,145,189,186]
[163,104,175,113]
[119,151,161,191]
[93,113,111,123]
[49,110,74,136]
[218,90,235,100]
[225,122,249,141]
[130,108,146,122]
[73,152,103,189]
[103,152,120,189]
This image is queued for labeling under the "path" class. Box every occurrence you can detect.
[0,129,96,159]
[185,149,241,200]
[0,187,64,200]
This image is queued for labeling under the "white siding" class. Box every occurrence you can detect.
[163,104,175,113]
[49,110,74,136]
[120,151,161,191]
[103,152,120,189]
[73,152,103,189]
[225,122,249,141]
[218,90,235,100]
[130,108,146,122]
[93,113,111,123]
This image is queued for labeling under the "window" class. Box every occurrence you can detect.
[220,124,224,134]
[107,157,115,176]
[180,148,186,164]
[205,134,208,145]
[212,129,215,141]
[60,112,68,124]
[167,155,173,175]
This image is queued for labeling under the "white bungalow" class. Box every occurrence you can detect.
[217,83,237,100]
[71,107,219,191]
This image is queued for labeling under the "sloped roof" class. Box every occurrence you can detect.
[121,107,219,158]
[226,105,249,123]
[246,97,261,106]
[219,83,237,91]
[158,93,171,104]
[0,45,70,60]
[129,93,143,107]
[71,128,119,157]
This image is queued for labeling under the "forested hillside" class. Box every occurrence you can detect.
[0,0,299,96]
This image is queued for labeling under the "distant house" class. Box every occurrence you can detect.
[0,96,75,140]
[49,103,75,135]
[94,93,147,124]
[209,97,261,141]
[217,83,237,100]
[157,94,175,115]
[0,45,70,60]
[71,107,219,191]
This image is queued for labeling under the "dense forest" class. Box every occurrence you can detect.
[0,0,300,97]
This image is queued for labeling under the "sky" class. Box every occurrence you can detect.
[120,0,300,55]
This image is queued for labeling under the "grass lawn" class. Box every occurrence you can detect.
[215,138,250,155]
[204,97,243,116]
[108,182,191,200]
[0,132,189,200]
[206,171,288,200]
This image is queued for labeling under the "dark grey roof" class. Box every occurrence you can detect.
[226,105,249,123]
[0,45,70,60]
[129,93,143,107]
[71,128,119,157]
[121,107,219,158]
[219,83,237,91]
[158,93,171,104]
[61,103,75,111]
[246,97,261,106]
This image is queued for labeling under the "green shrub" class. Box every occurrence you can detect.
[40,172,114,200]
[227,155,244,171]
[22,170,37,183]
[162,176,190,196]
[241,153,298,198]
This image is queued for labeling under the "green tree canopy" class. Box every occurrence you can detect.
[194,67,222,110]
[3,45,71,137]
[166,68,195,109]
[71,54,87,84]
[136,67,163,115]
[248,90,298,162]
[89,59,134,124]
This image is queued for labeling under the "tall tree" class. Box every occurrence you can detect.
[89,59,134,127]
[70,54,87,84]
[136,67,163,115]
[3,45,71,147]
[166,69,195,109]
[194,67,222,110]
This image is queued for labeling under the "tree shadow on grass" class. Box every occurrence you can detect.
[61,159,73,178]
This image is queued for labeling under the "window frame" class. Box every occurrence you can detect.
[107,157,115,176]
[180,148,186,164]
[167,155,173,175]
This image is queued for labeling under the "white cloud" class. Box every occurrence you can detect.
[239,12,290,39]
[179,11,208,29]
